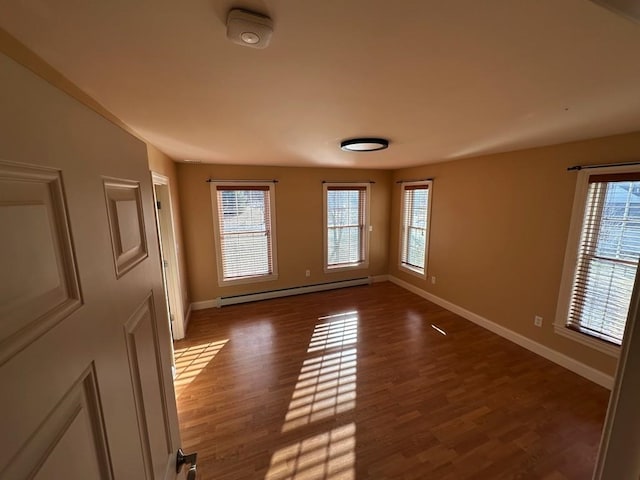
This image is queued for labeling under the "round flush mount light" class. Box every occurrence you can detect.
[340,138,389,152]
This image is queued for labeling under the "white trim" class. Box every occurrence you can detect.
[151,171,187,341]
[388,275,614,389]
[209,181,279,287]
[323,182,371,273]
[553,323,620,356]
[398,180,432,279]
[191,277,371,310]
[554,164,640,356]
[191,299,220,311]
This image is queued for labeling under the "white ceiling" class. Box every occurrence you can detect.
[1,0,640,169]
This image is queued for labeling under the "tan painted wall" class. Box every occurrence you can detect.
[389,131,640,377]
[147,145,190,314]
[177,163,392,302]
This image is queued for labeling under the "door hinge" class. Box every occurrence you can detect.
[156,200,161,210]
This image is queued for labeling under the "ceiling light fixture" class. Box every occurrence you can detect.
[340,138,389,152]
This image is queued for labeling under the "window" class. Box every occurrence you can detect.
[556,169,640,354]
[324,183,370,271]
[209,182,277,285]
[399,181,432,276]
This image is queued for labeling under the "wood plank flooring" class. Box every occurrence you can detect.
[174,282,609,480]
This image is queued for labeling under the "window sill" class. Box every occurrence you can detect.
[553,323,620,357]
[324,263,368,274]
[218,273,278,287]
[399,264,426,279]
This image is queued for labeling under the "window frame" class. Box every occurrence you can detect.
[398,180,432,278]
[554,165,640,357]
[323,182,371,273]
[209,181,278,287]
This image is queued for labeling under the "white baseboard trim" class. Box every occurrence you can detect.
[191,298,220,311]
[388,275,614,390]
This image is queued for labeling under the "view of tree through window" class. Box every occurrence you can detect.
[568,176,640,345]
[326,186,366,268]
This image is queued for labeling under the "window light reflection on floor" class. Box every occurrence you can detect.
[282,312,358,432]
[266,423,356,480]
[431,324,447,336]
[173,339,228,398]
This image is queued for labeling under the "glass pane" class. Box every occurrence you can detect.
[406,227,426,267]
[221,190,266,234]
[327,226,360,265]
[596,181,640,261]
[327,190,361,227]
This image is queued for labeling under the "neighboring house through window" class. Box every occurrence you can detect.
[399,181,432,277]
[324,183,370,271]
[556,167,640,354]
[209,182,278,285]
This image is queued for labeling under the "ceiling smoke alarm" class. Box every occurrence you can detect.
[226,9,273,49]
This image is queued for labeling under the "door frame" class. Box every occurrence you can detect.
[151,171,186,341]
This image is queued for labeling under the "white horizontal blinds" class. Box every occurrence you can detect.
[568,172,640,345]
[401,184,430,273]
[327,186,366,267]
[216,185,273,280]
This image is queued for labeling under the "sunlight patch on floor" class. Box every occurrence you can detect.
[173,339,228,398]
[431,324,447,336]
[266,423,356,480]
[282,312,358,432]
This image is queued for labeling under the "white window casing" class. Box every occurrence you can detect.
[555,166,640,356]
[399,180,432,278]
[323,183,371,272]
[209,181,278,286]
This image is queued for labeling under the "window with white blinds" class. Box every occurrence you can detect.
[324,184,369,270]
[565,172,640,346]
[400,181,432,276]
[210,183,277,285]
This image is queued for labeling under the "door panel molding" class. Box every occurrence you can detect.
[0,364,113,479]
[0,160,82,365]
[124,292,174,480]
[103,177,148,278]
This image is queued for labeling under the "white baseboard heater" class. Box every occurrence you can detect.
[217,277,371,307]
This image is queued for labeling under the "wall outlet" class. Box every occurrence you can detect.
[534,315,543,327]
[430,276,436,284]
[305,269,310,277]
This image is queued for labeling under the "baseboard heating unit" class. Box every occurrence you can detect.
[216,277,371,307]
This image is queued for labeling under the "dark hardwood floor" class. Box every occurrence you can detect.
[174,282,609,479]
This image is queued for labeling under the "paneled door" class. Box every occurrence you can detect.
[0,53,183,479]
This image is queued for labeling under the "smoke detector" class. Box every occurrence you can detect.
[226,9,273,49]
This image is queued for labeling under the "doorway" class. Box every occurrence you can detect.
[152,172,186,341]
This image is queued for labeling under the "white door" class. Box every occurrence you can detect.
[0,54,186,478]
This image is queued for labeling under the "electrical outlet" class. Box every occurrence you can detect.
[534,315,543,327]
[430,276,436,284]
[305,269,310,277]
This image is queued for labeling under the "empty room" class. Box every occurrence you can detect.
[1,1,640,479]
